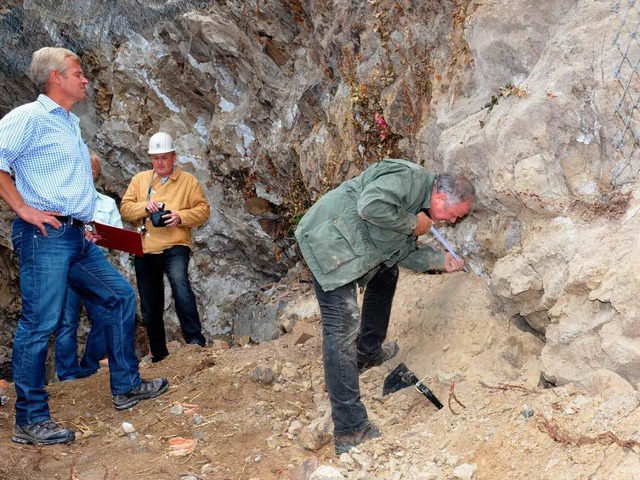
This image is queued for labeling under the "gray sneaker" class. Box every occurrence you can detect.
[12,419,75,445]
[112,377,169,410]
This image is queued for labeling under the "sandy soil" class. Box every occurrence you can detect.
[0,337,325,480]
[1,274,639,480]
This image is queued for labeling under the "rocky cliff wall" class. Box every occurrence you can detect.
[1,0,638,389]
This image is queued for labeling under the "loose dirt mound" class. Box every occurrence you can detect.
[0,336,325,480]
[1,275,639,479]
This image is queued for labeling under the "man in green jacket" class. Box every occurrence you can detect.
[295,159,475,454]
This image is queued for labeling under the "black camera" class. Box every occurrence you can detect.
[150,203,171,227]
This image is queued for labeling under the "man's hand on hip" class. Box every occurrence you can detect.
[18,205,62,237]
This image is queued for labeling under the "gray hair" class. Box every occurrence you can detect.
[30,47,80,93]
[89,150,101,181]
[433,173,475,205]
[89,150,101,168]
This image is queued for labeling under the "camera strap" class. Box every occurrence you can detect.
[146,171,155,202]
[141,171,155,230]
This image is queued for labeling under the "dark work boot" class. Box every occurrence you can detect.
[112,378,169,410]
[334,422,381,454]
[357,340,400,374]
[12,419,75,445]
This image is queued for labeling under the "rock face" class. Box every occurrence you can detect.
[0,0,639,388]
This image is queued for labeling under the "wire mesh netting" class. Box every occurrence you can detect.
[612,0,640,183]
[0,0,211,76]
[5,1,634,184]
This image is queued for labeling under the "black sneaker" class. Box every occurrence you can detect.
[334,422,381,455]
[357,340,400,373]
[12,419,75,445]
[112,378,169,410]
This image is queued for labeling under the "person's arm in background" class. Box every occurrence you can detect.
[107,199,123,228]
[120,173,149,223]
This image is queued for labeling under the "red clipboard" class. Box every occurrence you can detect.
[92,221,144,256]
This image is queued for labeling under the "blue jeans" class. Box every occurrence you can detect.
[54,287,107,381]
[313,264,399,435]
[11,218,141,426]
[134,245,205,362]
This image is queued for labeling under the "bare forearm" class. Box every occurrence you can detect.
[0,170,61,235]
[0,171,28,217]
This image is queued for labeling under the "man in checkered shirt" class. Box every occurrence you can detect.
[0,47,169,446]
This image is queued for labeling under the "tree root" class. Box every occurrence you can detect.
[479,380,538,393]
[448,380,466,415]
[537,415,640,449]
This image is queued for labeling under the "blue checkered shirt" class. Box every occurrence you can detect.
[0,94,95,221]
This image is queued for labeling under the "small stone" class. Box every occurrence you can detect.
[170,404,184,415]
[210,339,230,350]
[309,465,345,480]
[299,416,333,451]
[351,452,370,469]
[452,463,477,480]
[287,420,303,435]
[280,316,297,333]
[281,362,297,380]
[267,434,288,449]
[122,422,136,434]
[292,322,317,345]
[521,405,535,418]
[250,366,275,384]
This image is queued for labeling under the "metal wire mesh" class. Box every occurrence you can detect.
[0,0,211,77]
[612,0,640,182]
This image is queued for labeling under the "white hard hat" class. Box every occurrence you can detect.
[148,132,175,154]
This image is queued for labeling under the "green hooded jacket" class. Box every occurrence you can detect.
[295,159,445,292]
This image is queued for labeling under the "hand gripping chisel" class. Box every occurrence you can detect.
[429,225,468,273]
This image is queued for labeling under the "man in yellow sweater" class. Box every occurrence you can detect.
[121,132,210,362]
